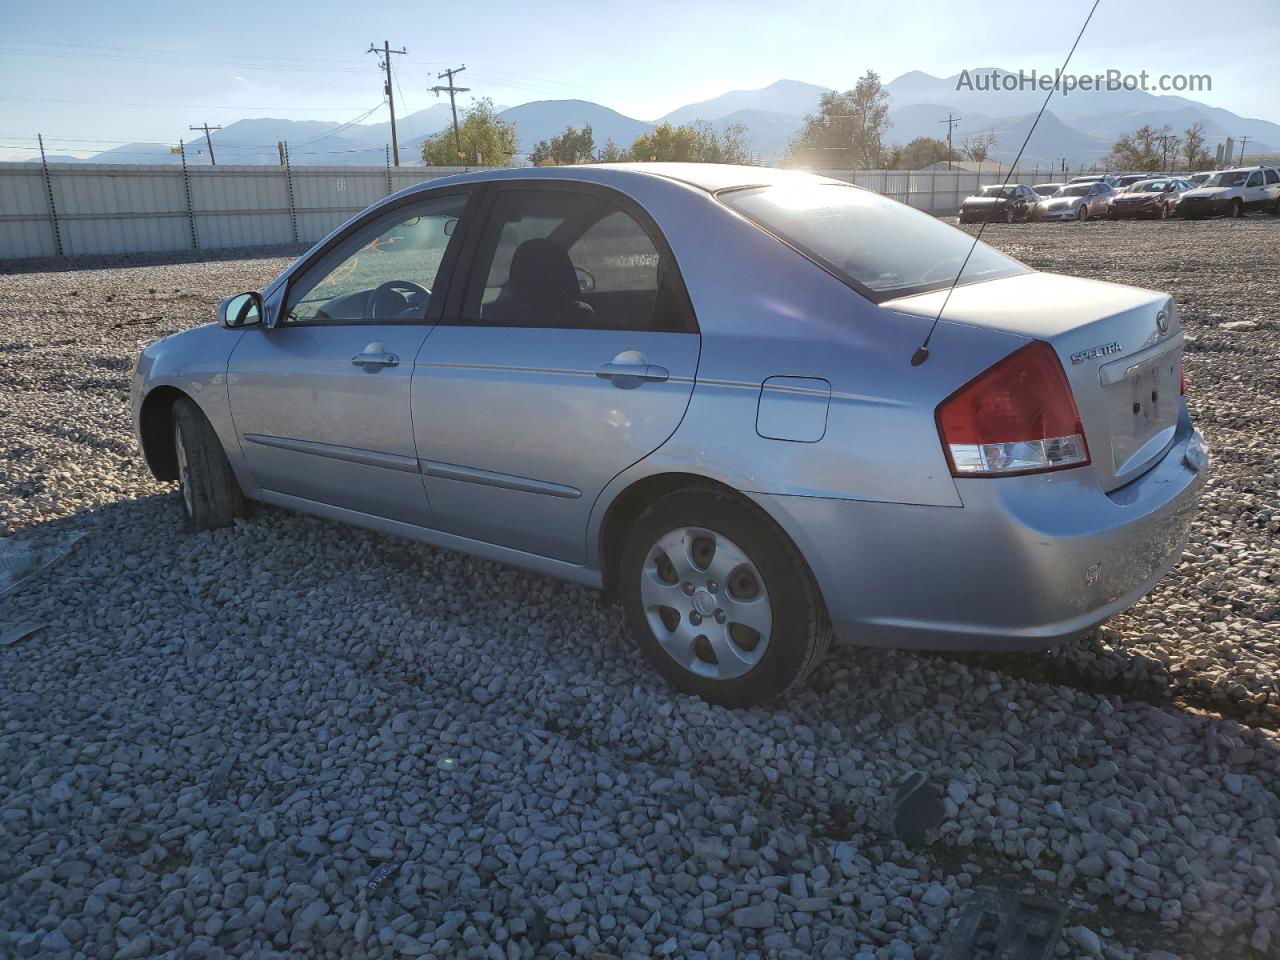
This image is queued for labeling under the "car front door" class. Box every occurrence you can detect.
[227,189,472,526]
[412,182,700,563]
[1243,170,1265,210]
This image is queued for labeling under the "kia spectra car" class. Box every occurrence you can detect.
[132,164,1207,707]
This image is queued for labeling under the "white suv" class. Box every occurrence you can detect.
[1178,166,1280,218]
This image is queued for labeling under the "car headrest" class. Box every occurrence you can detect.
[508,238,581,306]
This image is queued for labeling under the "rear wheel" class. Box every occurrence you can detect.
[172,397,246,532]
[620,488,832,708]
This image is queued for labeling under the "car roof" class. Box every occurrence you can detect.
[404,163,847,195]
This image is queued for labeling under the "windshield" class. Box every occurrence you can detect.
[720,183,1029,300]
[1033,185,1061,196]
[1131,180,1170,192]
[977,185,1018,198]
[1059,185,1092,197]
[1203,171,1249,187]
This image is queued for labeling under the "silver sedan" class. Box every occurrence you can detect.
[132,164,1207,707]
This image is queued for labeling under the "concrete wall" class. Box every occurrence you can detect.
[0,162,1070,261]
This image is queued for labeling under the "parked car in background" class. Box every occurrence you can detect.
[1178,166,1280,218]
[1036,181,1116,220]
[1187,171,1214,187]
[958,183,1040,223]
[1107,178,1193,219]
[1031,183,1067,198]
[1069,174,1120,189]
[1114,173,1167,190]
[130,164,1207,707]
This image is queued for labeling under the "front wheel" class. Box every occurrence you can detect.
[1231,199,1244,218]
[172,397,246,532]
[1076,205,1087,221]
[1003,207,1014,224]
[620,489,832,708]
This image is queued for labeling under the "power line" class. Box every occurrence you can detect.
[432,66,471,163]
[367,41,407,166]
[188,123,221,165]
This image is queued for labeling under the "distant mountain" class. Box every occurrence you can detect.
[496,99,653,154]
[66,71,1278,167]
[659,79,832,126]
[885,69,1280,155]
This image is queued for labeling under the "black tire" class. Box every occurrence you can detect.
[1231,199,1244,218]
[1159,203,1169,220]
[1271,198,1280,216]
[1076,205,1087,221]
[619,488,832,708]
[172,397,246,533]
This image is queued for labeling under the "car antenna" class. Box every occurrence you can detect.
[910,0,1104,367]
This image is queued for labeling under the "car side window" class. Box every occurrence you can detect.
[1246,172,1263,188]
[1265,169,1279,185]
[284,192,468,325]
[462,188,692,332]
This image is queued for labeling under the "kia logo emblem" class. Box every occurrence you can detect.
[1156,310,1169,334]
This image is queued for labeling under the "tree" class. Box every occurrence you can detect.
[529,124,595,166]
[421,98,517,167]
[784,70,892,168]
[961,131,997,163]
[890,136,956,170]
[1108,123,1179,172]
[595,139,626,162]
[1183,120,1211,170]
[625,121,750,163]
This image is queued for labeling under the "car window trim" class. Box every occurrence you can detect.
[440,178,699,335]
[279,185,480,329]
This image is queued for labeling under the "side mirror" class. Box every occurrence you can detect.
[218,292,263,328]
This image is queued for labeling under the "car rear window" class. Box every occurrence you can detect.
[719,183,1029,301]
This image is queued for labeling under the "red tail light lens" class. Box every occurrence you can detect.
[936,341,1090,477]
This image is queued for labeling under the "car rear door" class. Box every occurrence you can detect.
[412,181,699,563]
[227,189,473,526]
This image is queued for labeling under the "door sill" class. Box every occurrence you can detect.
[256,489,601,589]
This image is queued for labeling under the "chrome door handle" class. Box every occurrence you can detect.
[595,362,669,383]
[351,352,399,367]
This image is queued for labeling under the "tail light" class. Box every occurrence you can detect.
[936,341,1090,477]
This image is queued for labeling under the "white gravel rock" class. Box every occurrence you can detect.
[2,226,1278,960]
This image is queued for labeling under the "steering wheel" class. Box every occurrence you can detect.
[365,280,430,321]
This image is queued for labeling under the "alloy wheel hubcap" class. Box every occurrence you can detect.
[641,526,772,680]
[174,422,193,516]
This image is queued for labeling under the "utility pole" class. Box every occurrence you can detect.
[1236,136,1251,164]
[432,66,470,164]
[188,123,221,165]
[938,113,962,170]
[367,41,407,165]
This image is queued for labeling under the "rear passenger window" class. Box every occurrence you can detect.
[462,188,692,332]
[1265,169,1279,185]
[1246,172,1263,188]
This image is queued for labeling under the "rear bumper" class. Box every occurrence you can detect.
[752,406,1207,651]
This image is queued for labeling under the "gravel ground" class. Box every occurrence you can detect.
[1,220,1278,960]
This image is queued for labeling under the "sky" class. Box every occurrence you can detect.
[1,0,1276,161]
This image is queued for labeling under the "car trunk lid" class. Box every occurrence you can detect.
[882,271,1182,492]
